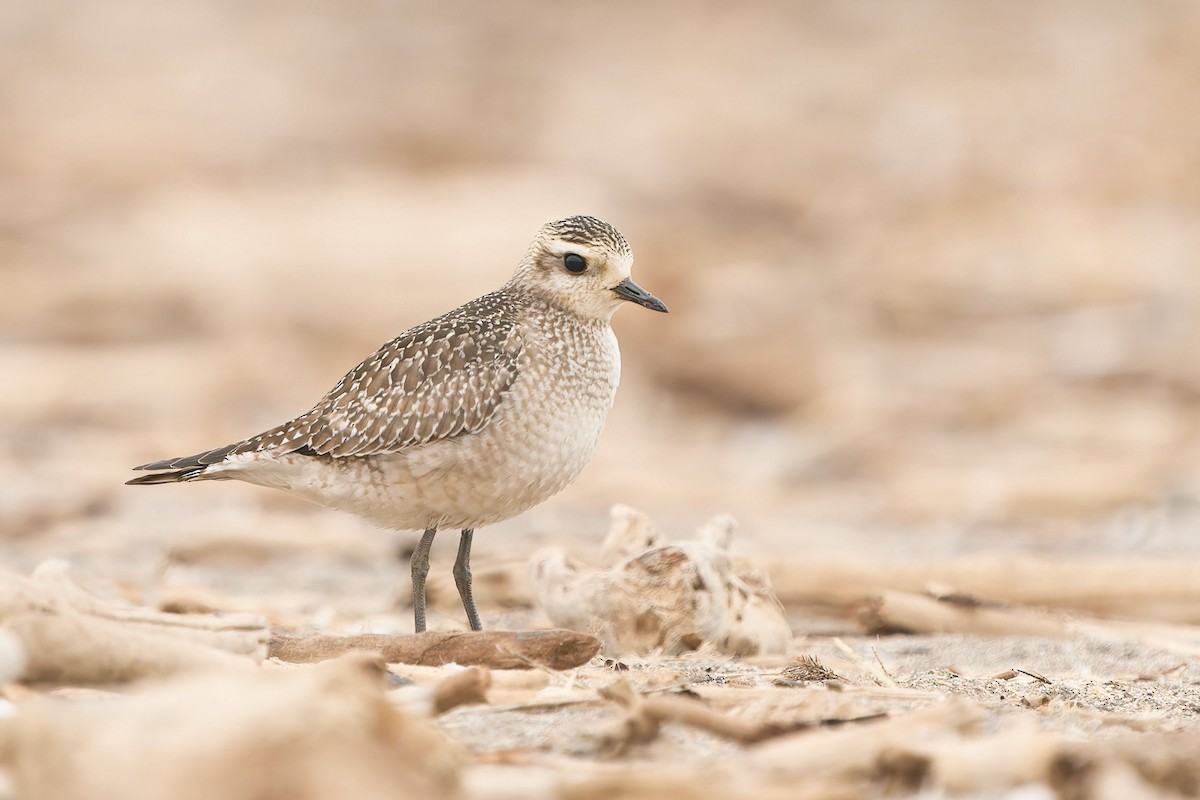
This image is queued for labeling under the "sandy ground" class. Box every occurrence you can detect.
[2,1,1199,797]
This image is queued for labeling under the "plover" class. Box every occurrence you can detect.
[128,215,667,632]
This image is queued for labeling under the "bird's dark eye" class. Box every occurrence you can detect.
[563,253,587,274]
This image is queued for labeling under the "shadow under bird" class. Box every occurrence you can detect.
[128,215,668,632]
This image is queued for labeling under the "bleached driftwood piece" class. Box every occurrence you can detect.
[592,678,869,755]
[269,629,600,670]
[1050,728,1200,798]
[859,589,1200,656]
[859,590,1068,637]
[432,666,492,714]
[530,506,791,657]
[770,555,1200,623]
[0,652,460,800]
[748,698,986,779]
[0,562,267,684]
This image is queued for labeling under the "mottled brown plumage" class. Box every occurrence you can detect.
[135,292,524,471]
[128,215,667,632]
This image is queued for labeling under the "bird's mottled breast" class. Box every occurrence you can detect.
[387,294,622,529]
[468,299,619,505]
[503,300,621,464]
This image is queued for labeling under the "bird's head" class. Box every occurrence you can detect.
[510,215,668,321]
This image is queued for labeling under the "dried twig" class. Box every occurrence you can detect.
[1014,668,1051,685]
[871,646,898,688]
[833,637,895,688]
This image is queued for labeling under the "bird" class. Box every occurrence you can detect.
[127,215,668,633]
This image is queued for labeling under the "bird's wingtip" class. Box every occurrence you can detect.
[126,467,208,485]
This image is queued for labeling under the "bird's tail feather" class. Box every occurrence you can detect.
[125,466,223,485]
[128,439,250,485]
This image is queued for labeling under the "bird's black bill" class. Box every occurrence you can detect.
[612,277,668,313]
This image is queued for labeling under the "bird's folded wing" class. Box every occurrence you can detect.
[133,295,524,470]
[289,320,521,457]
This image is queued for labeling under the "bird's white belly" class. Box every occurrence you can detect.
[402,393,609,529]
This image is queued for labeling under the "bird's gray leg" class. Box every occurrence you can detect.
[453,529,482,631]
[411,527,438,633]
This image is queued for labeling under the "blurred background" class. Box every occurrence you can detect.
[2,0,1199,617]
